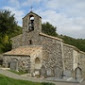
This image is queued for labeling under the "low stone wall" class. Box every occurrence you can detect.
[3,55,30,72]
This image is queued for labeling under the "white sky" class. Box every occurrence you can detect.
[0,0,85,39]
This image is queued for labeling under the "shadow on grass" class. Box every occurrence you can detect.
[41,82,55,85]
[0,74,55,85]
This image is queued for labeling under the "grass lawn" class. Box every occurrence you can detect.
[0,74,55,85]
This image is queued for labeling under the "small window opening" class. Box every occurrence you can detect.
[8,62,10,68]
[0,59,3,66]
[29,40,32,45]
[29,15,34,31]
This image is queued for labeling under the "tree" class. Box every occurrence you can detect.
[42,22,58,37]
[0,10,15,36]
[0,10,22,53]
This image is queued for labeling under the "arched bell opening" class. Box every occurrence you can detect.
[29,15,34,31]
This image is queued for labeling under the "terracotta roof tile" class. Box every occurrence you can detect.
[4,46,42,56]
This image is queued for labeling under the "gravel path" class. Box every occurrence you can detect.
[0,69,84,85]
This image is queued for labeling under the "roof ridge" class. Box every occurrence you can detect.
[39,32,63,41]
[23,11,42,19]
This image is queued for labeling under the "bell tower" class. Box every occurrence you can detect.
[22,11,42,46]
[22,11,42,34]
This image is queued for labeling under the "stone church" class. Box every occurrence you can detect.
[3,11,85,80]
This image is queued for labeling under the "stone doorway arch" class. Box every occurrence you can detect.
[35,57,41,69]
[33,57,41,77]
[75,67,82,79]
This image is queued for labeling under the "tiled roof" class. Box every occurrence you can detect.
[4,46,42,56]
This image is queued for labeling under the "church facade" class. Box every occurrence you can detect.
[3,11,85,79]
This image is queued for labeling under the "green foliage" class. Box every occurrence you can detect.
[0,74,55,85]
[42,22,58,37]
[60,35,85,52]
[0,10,22,53]
[0,10,22,38]
[0,10,16,36]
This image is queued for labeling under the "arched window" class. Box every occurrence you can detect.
[29,15,34,31]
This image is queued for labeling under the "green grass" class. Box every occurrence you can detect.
[0,74,55,85]
[8,70,28,75]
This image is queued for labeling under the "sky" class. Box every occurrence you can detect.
[0,0,85,39]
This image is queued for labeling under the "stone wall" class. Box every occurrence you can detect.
[63,44,73,71]
[62,44,73,78]
[40,35,63,77]
[22,32,41,46]
[11,32,41,49]
[73,50,79,70]
[11,34,22,49]
[79,52,85,78]
[3,55,30,72]
[30,47,42,76]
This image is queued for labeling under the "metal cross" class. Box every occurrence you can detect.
[31,6,33,11]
